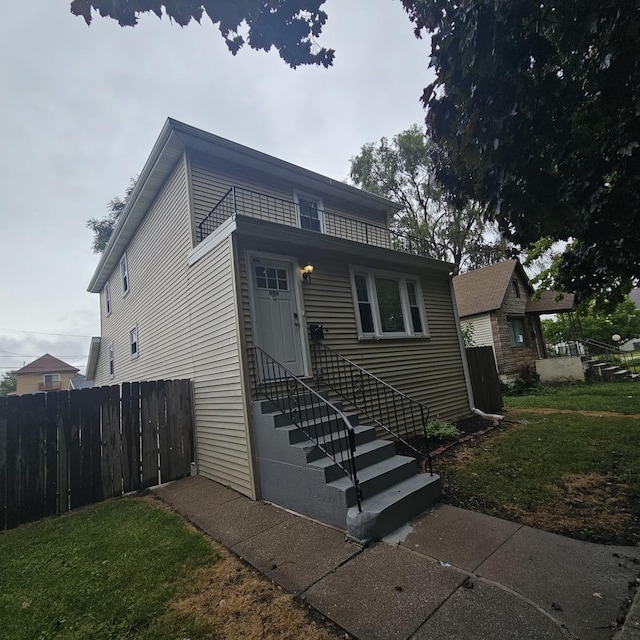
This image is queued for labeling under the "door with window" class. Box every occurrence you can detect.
[250,256,306,378]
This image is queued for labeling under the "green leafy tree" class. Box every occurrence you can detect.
[542,297,640,346]
[73,1,640,302]
[87,177,137,254]
[400,0,640,304]
[0,371,16,396]
[350,125,513,270]
[70,0,334,68]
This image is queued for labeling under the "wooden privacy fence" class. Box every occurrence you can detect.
[465,347,503,414]
[0,379,194,531]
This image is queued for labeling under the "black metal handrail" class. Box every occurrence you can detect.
[582,338,639,374]
[311,342,433,474]
[249,347,362,511]
[197,185,431,258]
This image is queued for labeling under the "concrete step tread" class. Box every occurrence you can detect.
[355,472,440,513]
[307,439,395,470]
[274,412,360,435]
[289,423,375,449]
[327,454,417,491]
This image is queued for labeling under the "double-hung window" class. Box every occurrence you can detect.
[129,326,139,359]
[350,267,428,339]
[104,281,111,315]
[294,192,324,233]
[120,254,129,295]
[109,343,115,377]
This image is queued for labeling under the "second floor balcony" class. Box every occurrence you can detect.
[197,186,431,258]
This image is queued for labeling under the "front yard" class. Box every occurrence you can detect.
[0,497,345,640]
[438,382,640,545]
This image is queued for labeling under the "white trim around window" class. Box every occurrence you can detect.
[104,281,111,315]
[108,342,115,378]
[293,190,325,233]
[348,266,430,339]
[120,253,129,296]
[129,325,139,359]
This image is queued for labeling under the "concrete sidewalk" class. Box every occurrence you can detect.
[154,476,640,640]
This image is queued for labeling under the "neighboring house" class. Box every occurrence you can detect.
[14,354,80,395]
[68,374,93,390]
[85,119,473,539]
[453,260,576,383]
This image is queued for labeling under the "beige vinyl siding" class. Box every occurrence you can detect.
[93,155,254,496]
[461,314,494,349]
[94,156,194,386]
[189,150,387,237]
[186,236,254,497]
[237,236,470,423]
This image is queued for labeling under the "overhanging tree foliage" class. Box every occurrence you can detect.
[349,125,513,270]
[73,0,640,302]
[400,0,640,304]
[87,177,137,254]
[70,0,334,68]
[542,297,640,346]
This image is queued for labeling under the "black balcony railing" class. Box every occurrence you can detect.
[197,186,431,257]
[311,342,433,474]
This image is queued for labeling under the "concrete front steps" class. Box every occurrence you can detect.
[583,358,640,382]
[252,394,441,543]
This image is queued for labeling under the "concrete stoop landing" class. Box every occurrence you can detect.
[252,395,441,543]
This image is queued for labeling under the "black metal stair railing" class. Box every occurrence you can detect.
[311,342,433,474]
[249,347,363,511]
[196,185,431,258]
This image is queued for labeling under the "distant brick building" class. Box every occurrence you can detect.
[453,260,576,383]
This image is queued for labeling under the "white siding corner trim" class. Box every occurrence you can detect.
[187,217,237,267]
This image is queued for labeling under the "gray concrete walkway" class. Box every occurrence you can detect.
[153,476,640,640]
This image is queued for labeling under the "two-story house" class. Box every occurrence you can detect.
[15,354,80,395]
[86,119,474,540]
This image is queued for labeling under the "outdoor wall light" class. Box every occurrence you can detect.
[301,264,314,282]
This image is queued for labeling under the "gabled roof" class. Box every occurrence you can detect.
[88,118,404,293]
[452,259,532,318]
[525,290,576,314]
[15,354,79,376]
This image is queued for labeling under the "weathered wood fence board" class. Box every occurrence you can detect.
[465,347,503,414]
[0,379,193,531]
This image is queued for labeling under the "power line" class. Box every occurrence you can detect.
[0,328,94,339]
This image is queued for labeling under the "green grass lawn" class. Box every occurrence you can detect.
[0,498,215,640]
[504,381,640,414]
[0,497,345,640]
[439,404,640,544]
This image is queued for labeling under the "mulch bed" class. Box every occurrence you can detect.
[395,414,502,472]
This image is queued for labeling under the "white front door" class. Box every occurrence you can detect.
[250,255,306,378]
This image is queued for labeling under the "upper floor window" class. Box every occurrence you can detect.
[511,278,521,298]
[294,192,324,233]
[104,281,112,315]
[350,267,429,339]
[129,326,139,359]
[120,254,129,295]
[42,374,61,391]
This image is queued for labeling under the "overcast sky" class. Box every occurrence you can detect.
[0,0,432,375]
